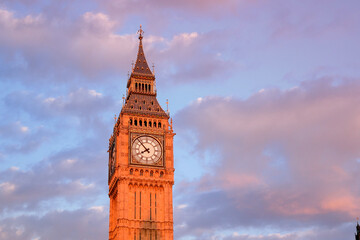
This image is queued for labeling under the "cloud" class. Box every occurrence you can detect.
[0,143,106,212]
[0,123,51,154]
[149,31,237,84]
[0,121,29,138]
[0,6,236,85]
[4,88,113,121]
[0,8,137,82]
[0,208,108,240]
[174,78,360,239]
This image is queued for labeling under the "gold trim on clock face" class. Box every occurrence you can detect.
[131,135,162,165]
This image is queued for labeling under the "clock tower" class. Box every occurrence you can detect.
[108,26,175,240]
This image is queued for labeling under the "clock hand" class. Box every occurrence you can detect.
[141,148,150,154]
[137,139,150,153]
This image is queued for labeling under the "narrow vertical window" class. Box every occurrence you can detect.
[155,193,157,220]
[134,191,136,219]
[140,191,142,219]
[150,193,152,220]
[134,232,136,240]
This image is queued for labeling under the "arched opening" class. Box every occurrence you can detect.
[145,84,148,92]
[144,121,147,127]
[142,84,144,91]
[139,120,142,126]
[129,119,133,125]
[135,83,138,91]
[149,121,152,127]
[150,171,153,177]
[134,119,138,126]
[158,122,161,128]
[140,170,143,176]
[153,122,156,128]
[160,171,164,178]
[130,169,133,175]
[149,85,151,92]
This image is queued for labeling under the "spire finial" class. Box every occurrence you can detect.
[114,114,117,123]
[152,63,155,74]
[137,25,144,40]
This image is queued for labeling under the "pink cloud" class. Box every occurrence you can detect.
[175,78,360,236]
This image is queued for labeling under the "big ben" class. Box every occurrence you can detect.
[108,26,175,240]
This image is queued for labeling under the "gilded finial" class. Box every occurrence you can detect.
[137,25,144,40]
[114,114,117,123]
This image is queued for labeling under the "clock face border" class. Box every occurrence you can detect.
[129,132,165,167]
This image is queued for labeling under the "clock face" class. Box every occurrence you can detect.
[132,135,162,165]
[109,141,116,179]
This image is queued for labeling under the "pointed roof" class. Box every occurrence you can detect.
[121,93,168,118]
[132,25,153,76]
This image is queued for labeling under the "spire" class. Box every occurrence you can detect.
[132,25,153,76]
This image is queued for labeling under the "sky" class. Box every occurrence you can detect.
[0,0,360,239]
